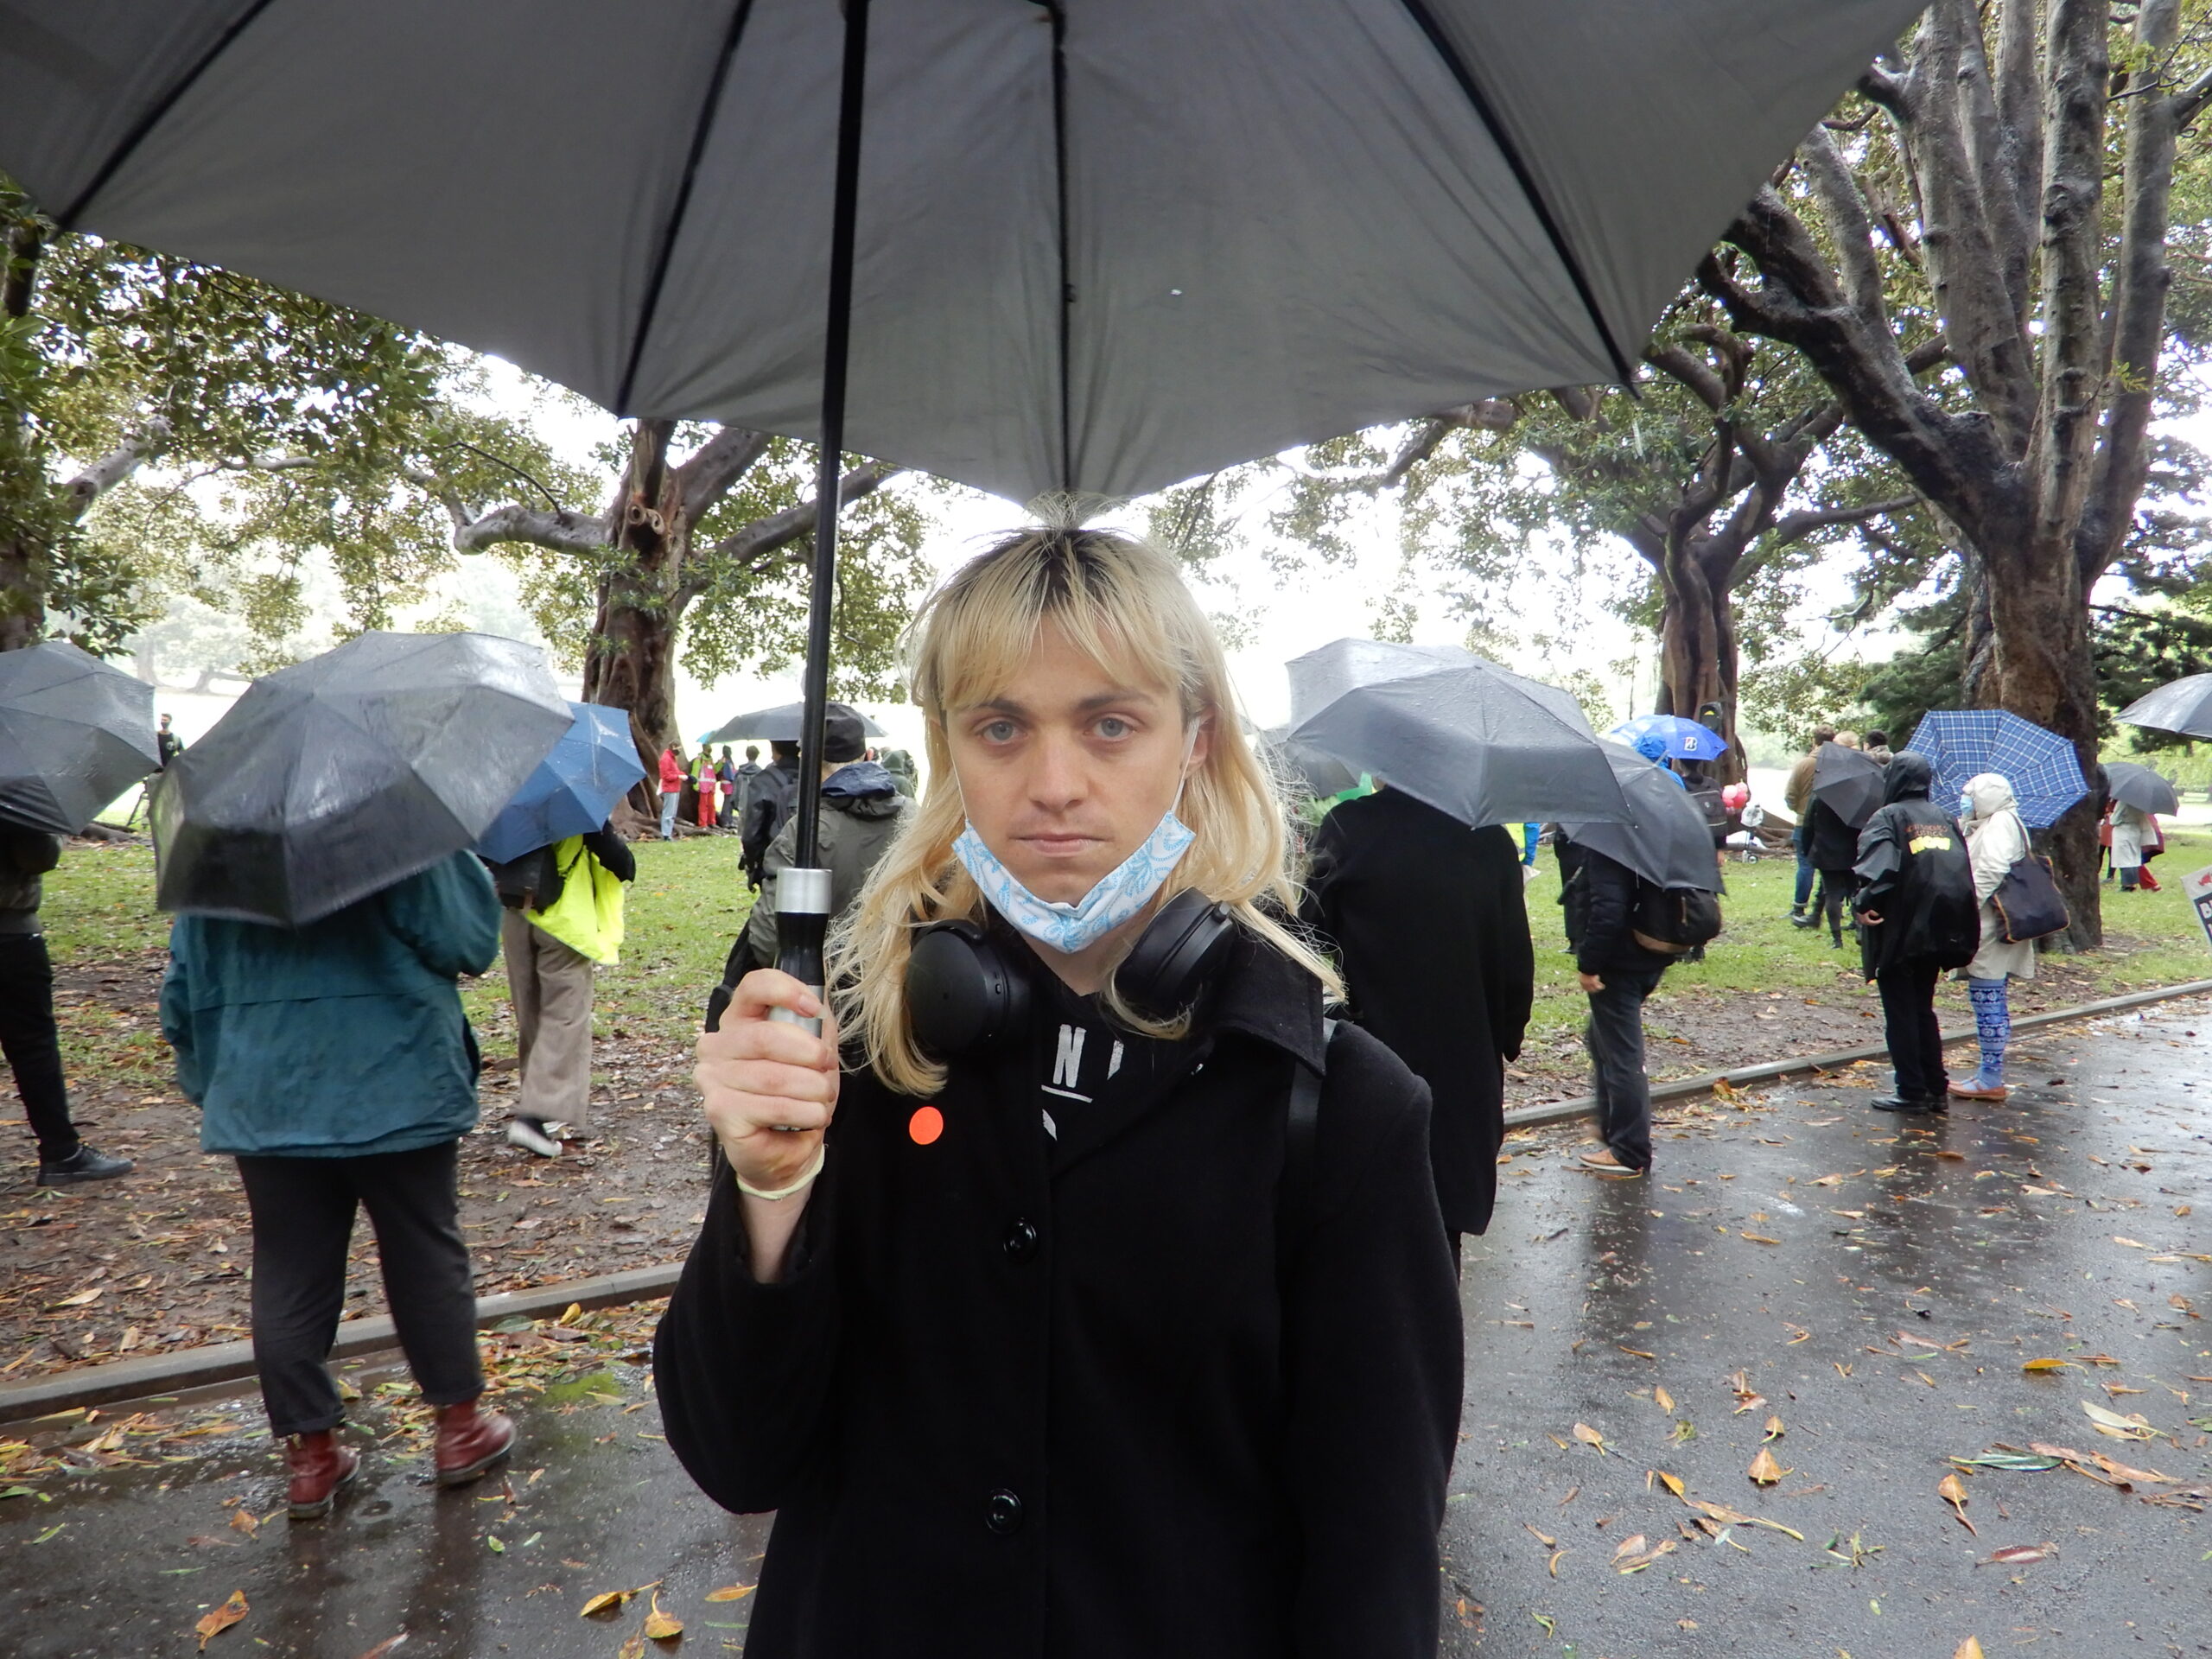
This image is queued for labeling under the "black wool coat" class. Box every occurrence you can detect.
[1852,755,1980,979]
[1299,792,1535,1236]
[654,933,1463,1659]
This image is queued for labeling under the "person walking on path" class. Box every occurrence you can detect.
[1556,836,1675,1177]
[491,826,637,1158]
[158,851,517,1520]
[2109,797,2151,891]
[738,740,801,891]
[722,706,910,983]
[1300,789,1535,1253]
[1785,723,1835,924]
[657,518,1459,1657]
[2,827,132,1186]
[1852,753,1980,1116]
[1949,772,2034,1103]
[1802,767,1861,950]
[657,743,684,839]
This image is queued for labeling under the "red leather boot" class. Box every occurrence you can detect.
[286,1430,360,1520]
[433,1397,516,1488]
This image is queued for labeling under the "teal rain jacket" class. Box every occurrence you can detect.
[160,852,502,1158]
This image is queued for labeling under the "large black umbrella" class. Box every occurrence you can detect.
[2116,673,2212,741]
[707,702,886,746]
[1558,741,1721,893]
[0,641,159,834]
[152,632,569,925]
[2104,760,2181,817]
[1286,658,1630,828]
[1809,741,1885,830]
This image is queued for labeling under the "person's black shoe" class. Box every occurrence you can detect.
[1869,1095,1945,1115]
[36,1145,134,1186]
[1788,909,1814,926]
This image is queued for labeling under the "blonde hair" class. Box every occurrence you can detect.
[833,513,1338,1096]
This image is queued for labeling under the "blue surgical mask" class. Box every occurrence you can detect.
[954,810,1197,955]
[1959,792,1974,819]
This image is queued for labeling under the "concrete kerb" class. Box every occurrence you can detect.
[10,976,2212,1427]
[1503,975,2212,1133]
[0,1262,680,1428]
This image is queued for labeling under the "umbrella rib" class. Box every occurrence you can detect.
[613,0,762,415]
[1389,0,1637,390]
[57,0,281,228]
[1043,0,1074,493]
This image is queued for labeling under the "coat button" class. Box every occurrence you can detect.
[1002,1217,1039,1263]
[986,1488,1025,1534]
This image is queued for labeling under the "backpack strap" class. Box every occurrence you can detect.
[1278,1017,1337,1273]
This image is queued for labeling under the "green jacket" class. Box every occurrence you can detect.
[740,762,912,975]
[160,852,501,1158]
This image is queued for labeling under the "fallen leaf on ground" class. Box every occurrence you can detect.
[2113,1237,2146,1249]
[704,1586,755,1603]
[1747,1448,1785,1485]
[2020,1358,2071,1373]
[1615,1538,1677,1574]
[1654,1385,1675,1414]
[1523,1523,1555,1548]
[1611,1533,1648,1563]
[618,1637,646,1659]
[1938,1471,1977,1534]
[1572,1422,1608,1455]
[48,1287,102,1309]
[352,1639,408,1659]
[226,1509,257,1538]
[1689,1498,1802,1539]
[1978,1543,2055,1567]
[2080,1400,2155,1441]
[1955,1639,1986,1659]
[1655,1470,1686,1498]
[195,1590,249,1651]
[581,1584,658,1619]
[2091,1453,2171,1484]
[1762,1414,1785,1442]
[642,1593,682,1641]
[1740,1231,1782,1245]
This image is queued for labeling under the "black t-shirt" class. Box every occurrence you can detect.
[1030,970,1180,1173]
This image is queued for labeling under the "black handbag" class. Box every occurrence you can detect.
[1991,854,2067,944]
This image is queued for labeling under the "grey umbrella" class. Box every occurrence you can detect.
[707,702,886,745]
[152,632,570,926]
[2104,761,2181,816]
[1809,741,1885,830]
[1286,639,1478,728]
[1558,741,1721,892]
[2115,673,2212,741]
[0,641,159,835]
[1286,659,1628,827]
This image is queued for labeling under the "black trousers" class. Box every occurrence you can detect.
[1586,969,1665,1170]
[235,1141,483,1437]
[1876,961,1948,1102]
[0,932,78,1160]
[1812,866,1856,943]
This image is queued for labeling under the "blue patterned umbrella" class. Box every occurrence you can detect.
[1610,714,1728,762]
[476,702,645,864]
[1904,710,2087,829]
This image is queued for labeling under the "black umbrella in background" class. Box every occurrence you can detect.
[1809,741,1885,830]
[706,702,887,746]
[2115,673,2212,741]
[0,641,159,834]
[2104,760,2181,816]
[1558,741,1721,893]
[153,632,569,926]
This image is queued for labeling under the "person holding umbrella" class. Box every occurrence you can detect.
[1785,723,1836,924]
[657,519,1460,1655]
[1948,773,2037,1103]
[1851,753,1981,1115]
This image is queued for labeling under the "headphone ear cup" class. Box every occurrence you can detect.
[1115,888,1236,1020]
[906,920,1031,1058]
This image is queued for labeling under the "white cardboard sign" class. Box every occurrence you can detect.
[2185,863,2212,955]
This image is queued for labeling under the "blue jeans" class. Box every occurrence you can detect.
[658,791,679,838]
[1793,824,1815,910]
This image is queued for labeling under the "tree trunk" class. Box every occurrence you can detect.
[579,419,692,779]
[1652,537,1747,784]
[0,533,45,651]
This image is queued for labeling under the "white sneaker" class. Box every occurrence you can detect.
[505,1118,562,1158]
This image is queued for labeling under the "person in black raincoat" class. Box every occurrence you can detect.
[1802,749,1863,950]
[1852,752,1980,1115]
[655,520,1461,1659]
[1300,788,1534,1249]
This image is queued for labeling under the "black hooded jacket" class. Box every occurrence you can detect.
[1851,753,1980,978]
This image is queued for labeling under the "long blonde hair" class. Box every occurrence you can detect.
[833,515,1338,1096]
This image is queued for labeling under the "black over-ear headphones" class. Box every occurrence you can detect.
[905,887,1237,1058]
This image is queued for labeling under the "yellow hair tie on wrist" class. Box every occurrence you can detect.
[736,1144,826,1203]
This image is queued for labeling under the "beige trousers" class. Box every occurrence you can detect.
[500,909,597,1130]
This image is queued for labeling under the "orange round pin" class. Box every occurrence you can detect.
[907,1105,944,1146]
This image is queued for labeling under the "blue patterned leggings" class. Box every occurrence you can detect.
[1967,976,2010,1084]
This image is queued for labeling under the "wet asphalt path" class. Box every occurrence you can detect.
[3,1001,2208,1657]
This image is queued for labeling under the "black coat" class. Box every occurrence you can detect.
[1853,753,1980,978]
[1556,839,1676,979]
[654,934,1462,1659]
[1299,791,1534,1236]
[1806,797,1860,872]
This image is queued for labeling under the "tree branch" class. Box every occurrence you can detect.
[61,419,173,520]
[1767,493,1920,546]
[677,461,902,608]
[674,426,773,523]
[439,496,612,557]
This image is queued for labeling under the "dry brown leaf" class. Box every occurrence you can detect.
[2090,1453,2171,1484]
[1572,1422,1608,1455]
[1740,1232,1782,1245]
[1547,1548,1566,1578]
[195,1590,249,1651]
[2080,1400,2155,1441]
[49,1287,103,1309]
[2113,1237,2146,1249]
[581,1584,658,1619]
[703,1586,755,1603]
[1978,1543,2055,1567]
[1523,1523,1555,1548]
[352,1638,409,1659]
[1654,1385,1675,1414]
[1747,1447,1784,1485]
[2020,1358,2070,1372]
[642,1593,683,1642]
[1938,1471,1977,1534]
[1616,1537,1678,1573]
[1656,1470,1686,1498]
[618,1637,646,1659]
[1955,1639,1986,1659]
[1611,1533,1649,1563]
[1762,1414,1785,1442]
[226,1508,258,1537]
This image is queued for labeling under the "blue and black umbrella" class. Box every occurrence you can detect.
[477,702,647,864]
[1904,710,2087,829]
[1609,713,1727,763]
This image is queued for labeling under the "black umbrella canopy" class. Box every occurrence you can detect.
[1286,660,1629,828]
[0,641,159,834]
[2115,673,2212,741]
[1558,741,1721,893]
[706,702,887,746]
[153,632,570,926]
[1810,741,1885,830]
[2104,761,2181,817]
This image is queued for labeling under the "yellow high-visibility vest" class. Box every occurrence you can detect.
[527,836,626,965]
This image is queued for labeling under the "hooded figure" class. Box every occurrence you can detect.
[1948,772,2037,1102]
[1851,752,1980,1113]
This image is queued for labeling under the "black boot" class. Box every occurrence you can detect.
[1870,1095,1944,1115]
[37,1145,134,1186]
